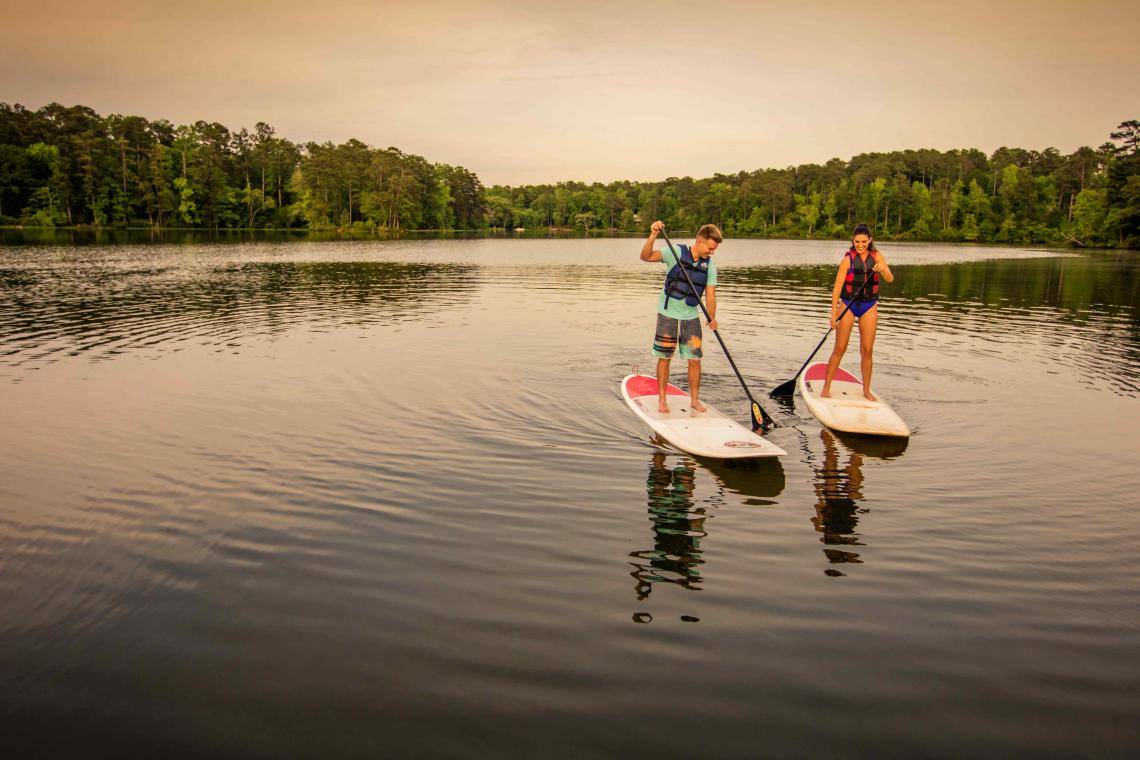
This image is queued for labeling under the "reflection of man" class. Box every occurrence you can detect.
[630,452,707,600]
[811,429,866,573]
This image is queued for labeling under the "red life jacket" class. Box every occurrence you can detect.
[843,249,879,300]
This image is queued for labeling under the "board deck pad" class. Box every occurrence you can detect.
[797,362,910,437]
[621,374,785,459]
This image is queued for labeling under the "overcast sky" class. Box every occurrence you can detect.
[2,0,1137,185]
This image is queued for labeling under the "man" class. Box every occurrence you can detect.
[639,220,722,414]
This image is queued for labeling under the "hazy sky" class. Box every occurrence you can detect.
[2,0,1137,185]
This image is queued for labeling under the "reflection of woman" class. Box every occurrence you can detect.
[822,224,894,401]
[810,429,866,572]
[630,453,706,600]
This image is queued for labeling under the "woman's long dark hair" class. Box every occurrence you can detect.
[849,223,877,253]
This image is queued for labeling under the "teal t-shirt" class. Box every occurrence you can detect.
[657,244,717,320]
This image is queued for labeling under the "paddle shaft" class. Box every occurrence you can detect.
[658,229,774,429]
[771,262,876,396]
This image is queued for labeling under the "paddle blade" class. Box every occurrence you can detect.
[769,379,796,398]
[751,401,773,431]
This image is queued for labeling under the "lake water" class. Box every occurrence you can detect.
[1,235,1138,757]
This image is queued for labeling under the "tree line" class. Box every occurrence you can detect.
[0,102,484,231]
[1,103,1137,248]
[487,120,1139,249]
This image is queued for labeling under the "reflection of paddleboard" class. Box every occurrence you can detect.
[621,374,786,459]
[832,429,909,459]
[706,458,786,505]
[798,363,910,437]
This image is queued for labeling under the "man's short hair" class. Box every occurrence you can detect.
[696,224,723,243]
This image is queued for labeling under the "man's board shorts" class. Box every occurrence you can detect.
[840,297,879,319]
[652,313,703,360]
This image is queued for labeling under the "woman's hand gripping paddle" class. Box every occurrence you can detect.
[658,228,775,431]
[769,269,875,398]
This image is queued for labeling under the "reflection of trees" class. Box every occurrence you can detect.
[0,229,533,246]
[730,256,1138,318]
[0,261,478,365]
[630,453,706,600]
[0,228,327,247]
[809,429,908,577]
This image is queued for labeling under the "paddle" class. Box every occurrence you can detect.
[658,228,775,430]
[769,264,875,398]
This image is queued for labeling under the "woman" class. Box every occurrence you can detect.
[821,224,894,401]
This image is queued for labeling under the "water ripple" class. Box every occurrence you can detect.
[1,239,1137,757]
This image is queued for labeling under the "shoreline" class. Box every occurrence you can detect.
[1,225,1129,250]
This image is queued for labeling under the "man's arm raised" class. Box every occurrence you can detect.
[640,220,664,262]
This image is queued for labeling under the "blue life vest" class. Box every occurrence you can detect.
[663,244,710,309]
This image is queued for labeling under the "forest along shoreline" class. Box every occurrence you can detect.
[1,103,1137,249]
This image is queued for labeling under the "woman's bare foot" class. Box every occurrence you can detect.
[690,398,707,412]
[863,389,877,401]
[658,397,671,414]
[820,385,832,398]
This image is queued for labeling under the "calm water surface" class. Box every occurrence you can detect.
[1,237,1138,757]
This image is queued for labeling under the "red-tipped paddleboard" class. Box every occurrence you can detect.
[797,362,909,437]
[621,374,786,459]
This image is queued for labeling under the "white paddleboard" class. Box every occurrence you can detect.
[621,374,786,459]
[797,362,910,437]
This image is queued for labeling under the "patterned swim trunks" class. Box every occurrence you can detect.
[652,313,703,360]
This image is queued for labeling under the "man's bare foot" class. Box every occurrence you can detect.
[863,389,877,401]
[658,397,671,414]
[690,399,707,412]
[820,386,832,398]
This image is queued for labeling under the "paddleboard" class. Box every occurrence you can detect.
[797,362,910,437]
[621,374,786,459]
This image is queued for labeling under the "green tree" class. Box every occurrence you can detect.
[794,192,822,236]
[173,176,198,225]
[1070,188,1108,244]
[573,211,595,231]
[24,142,67,225]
